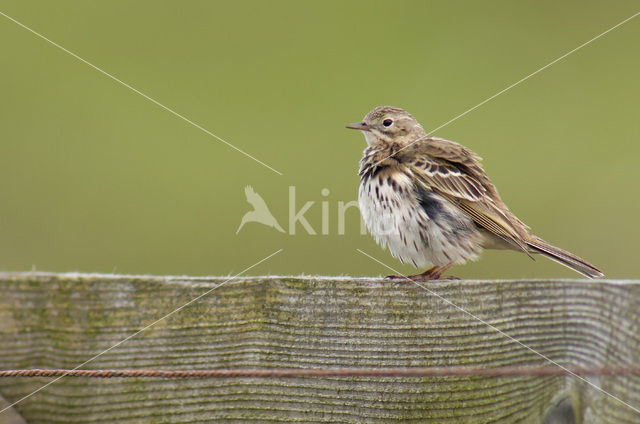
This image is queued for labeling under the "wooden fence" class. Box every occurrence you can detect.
[0,272,638,423]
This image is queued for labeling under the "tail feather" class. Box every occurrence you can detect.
[526,237,604,279]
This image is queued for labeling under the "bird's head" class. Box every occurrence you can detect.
[346,106,425,147]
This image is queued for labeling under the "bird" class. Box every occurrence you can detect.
[347,106,603,280]
[236,186,285,234]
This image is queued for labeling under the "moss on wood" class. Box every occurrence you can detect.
[0,273,639,423]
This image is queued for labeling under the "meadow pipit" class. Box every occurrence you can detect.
[347,106,603,280]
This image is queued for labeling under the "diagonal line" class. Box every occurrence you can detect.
[0,10,283,176]
[356,248,640,416]
[0,248,283,415]
[373,10,640,167]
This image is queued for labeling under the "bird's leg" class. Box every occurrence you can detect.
[386,266,439,283]
[426,263,459,281]
[408,266,441,281]
[387,264,459,282]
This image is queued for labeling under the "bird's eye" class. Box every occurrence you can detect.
[382,119,393,127]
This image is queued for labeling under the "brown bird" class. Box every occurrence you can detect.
[347,106,603,280]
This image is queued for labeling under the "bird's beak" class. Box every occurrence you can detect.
[345,122,369,131]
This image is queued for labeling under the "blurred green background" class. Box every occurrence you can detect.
[1,1,638,279]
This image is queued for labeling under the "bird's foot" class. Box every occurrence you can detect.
[385,264,458,283]
[385,274,413,285]
[430,275,460,281]
[406,273,459,282]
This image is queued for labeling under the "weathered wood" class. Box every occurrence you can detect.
[0,395,26,424]
[0,272,638,423]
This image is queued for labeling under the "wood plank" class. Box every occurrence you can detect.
[0,273,638,423]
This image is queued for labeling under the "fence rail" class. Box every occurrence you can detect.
[0,272,638,423]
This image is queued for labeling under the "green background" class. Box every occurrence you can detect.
[1,1,638,279]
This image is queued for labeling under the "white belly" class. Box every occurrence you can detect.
[358,171,482,267]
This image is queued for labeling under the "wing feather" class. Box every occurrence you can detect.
[401,137,531,253]
[408,157,485,202]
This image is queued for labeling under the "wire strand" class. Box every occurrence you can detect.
[2,366,639,378]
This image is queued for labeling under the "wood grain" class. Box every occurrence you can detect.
[0,273,638,423]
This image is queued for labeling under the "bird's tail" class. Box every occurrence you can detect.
[526,237,603,279]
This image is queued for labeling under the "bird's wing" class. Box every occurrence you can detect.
[406,154,486,202]
[402,137,531,252]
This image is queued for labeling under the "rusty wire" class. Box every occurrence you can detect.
[1,365,639,378]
